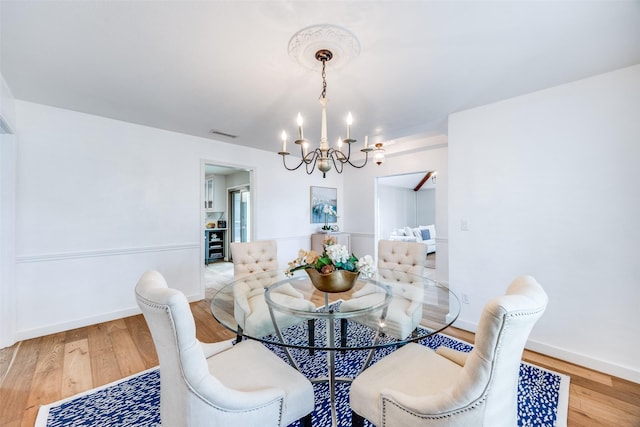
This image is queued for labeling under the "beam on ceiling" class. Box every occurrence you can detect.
[413,171,433,192]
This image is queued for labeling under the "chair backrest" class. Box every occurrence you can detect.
[377,239,426,279]
[135,271,229,426]
[453,276,548,425]
[231,240,278,279]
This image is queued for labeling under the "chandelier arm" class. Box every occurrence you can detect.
[305,157,317,175]
[341,141,353,163]
[331,155,344,173]
[330,144,370,168]
[327,148,342,163]
[329,145,351,164]
[304,149,322,174]
[309,148,324,164]
[329,146,347,164]
[280,147,323,171]
[328,150,345,174]
[344,152,370,168]
[281,155,306,172]
[300,144,314,164]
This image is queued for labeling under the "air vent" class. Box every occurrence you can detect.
[209,129,238,139]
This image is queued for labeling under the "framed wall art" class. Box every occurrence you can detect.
[310,186,337,224]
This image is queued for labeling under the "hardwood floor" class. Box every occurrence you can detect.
[1,299,639,426]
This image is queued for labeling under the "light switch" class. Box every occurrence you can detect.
[460,219,469,231]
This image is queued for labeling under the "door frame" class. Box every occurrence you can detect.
[199,159,256,296]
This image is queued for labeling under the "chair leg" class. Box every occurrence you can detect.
[398,327,419,348]
[300,412,313,427]
[340,318,348,352]
[352,410,365,427]
[308,319,315,356]
[236,326,243,344]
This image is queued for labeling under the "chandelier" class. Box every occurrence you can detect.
[278,47,384,178]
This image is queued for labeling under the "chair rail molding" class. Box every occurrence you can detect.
[16,242,200,263]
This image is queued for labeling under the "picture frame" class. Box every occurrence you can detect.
[310,186,337,224]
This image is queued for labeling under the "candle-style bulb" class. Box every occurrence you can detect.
[297,113,304,140]
[346,112,353,140]
[281,130,287,152]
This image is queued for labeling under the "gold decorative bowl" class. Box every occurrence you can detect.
[305,268,359,293]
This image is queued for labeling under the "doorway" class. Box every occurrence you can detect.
[376,171,436,268]
[201,162,253,295]
[201,160,255,266]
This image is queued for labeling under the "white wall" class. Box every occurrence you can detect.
[417,189,436,226]
[343,135,449,282]
[448,65,640,382]
[377,184,436,239]
[226,170,250,189]
[378,184,417,238]
[0,133,16,348]
[0,68,16,348]
[11,101,342,342]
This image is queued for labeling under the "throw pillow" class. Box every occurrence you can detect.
[412,228,422,241]
[420,228,431,240]
[404,227,414,238]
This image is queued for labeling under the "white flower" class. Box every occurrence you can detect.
[325,244,349,264]
[356,254,376,278]
[323,204,337,216]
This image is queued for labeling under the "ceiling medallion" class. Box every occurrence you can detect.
[288,24,361,70]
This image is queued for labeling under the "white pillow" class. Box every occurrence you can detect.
[396,228,406,236]
[412,228,423,241]
[404,227,413,237]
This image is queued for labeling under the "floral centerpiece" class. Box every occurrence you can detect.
[285,240,375,292]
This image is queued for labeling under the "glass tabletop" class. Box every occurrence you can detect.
[210,268,460,351]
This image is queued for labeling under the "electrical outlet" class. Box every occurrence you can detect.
[461,293,470,304]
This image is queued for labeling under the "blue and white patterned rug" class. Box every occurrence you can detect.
[36,320,569,427]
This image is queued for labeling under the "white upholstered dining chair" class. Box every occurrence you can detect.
[349,275,548,427]
[135,270,314,427]
[230,240,316,346]
[339,239,427,343]
[231,239,279,279]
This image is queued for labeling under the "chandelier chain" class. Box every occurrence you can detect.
[320,58,327,99]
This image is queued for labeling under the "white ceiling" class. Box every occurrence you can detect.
[2,1,639,153]
[380,172,435,191]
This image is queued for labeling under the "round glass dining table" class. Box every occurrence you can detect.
[210,268,460,427]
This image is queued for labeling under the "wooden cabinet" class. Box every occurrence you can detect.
[311,232,350,254]
[205,229,226,264]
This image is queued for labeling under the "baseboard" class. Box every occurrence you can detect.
[14,293,203,342]
[525,339,640,384]
[452,319,640,384]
